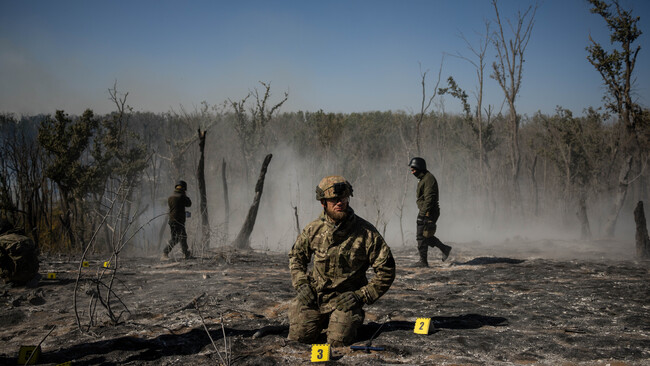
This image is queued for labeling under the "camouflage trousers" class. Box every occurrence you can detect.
[287,298,364,346]
[164,222,189,256]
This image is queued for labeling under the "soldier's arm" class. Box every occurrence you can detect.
[421,176,438,219]
[184,195,192,207]
[358,234,396,305]
[288,230,312,290]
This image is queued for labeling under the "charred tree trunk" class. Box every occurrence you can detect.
[634,201,650,259]
[232,154,272,249]
[197,129,210,247]
[222,158,230,241]
[293,205,300,237]
[604,155,633,237]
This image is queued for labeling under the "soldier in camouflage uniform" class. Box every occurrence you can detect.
[409,157,452,267]
[161,180,192,260]
[288,175,396,346]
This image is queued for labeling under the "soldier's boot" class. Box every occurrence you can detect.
[183,250,192,259]
[439,243,452,262]
[160,252,170,261]
[412,247,429,267]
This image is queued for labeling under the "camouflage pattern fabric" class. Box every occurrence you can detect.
[288,207,395,345]
[0,233,39,285]
[315,175,353,200]
[288,298,364,346]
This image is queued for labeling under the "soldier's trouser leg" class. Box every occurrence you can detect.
[415,219,429,264]
[178,225,189,255]
[428,235,451,254]
[327,307,364,346]
[288,298,328,343]
[165,222,189,255]
[164,223,179,255]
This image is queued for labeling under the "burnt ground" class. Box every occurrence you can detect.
[1,239,649,365]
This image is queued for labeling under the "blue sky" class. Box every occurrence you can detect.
[1,0,649,117]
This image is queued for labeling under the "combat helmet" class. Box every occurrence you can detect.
[408,157,427,171]
[175,180,187,191]
[315,175,353,200]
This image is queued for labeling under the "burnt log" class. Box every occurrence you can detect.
[232,154,272,249]
[634,201,650,259]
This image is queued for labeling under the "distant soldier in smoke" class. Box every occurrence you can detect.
[288,175,396,346]
[409,157,452,266]
[161,180,192,260]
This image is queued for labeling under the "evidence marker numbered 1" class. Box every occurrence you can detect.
[414,317,431,334]
[47,272,56,280]
[311,343,330,362]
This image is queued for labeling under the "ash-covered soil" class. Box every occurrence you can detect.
[1,239,649,365]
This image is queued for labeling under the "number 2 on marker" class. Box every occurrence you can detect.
[414,317,431,334]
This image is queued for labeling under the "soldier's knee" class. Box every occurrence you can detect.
[326,308,364,346]
[288,299,324,344]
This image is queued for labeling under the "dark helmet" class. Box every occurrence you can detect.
[409,157,427,171]
[175,180,187,191]
[315,175,353,200]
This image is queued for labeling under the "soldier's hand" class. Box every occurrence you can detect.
[335,291,361,312]
[296,284,316,306]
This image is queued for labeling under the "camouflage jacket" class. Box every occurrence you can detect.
[168,190,191,224]
[416,170,440,221]
[289,208,396,312]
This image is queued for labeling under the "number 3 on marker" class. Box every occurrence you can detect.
[414,317,431,334]
[311,344,330,362]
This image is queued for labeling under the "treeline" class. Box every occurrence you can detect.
[1,93,648,254]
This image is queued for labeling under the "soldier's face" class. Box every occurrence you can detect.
[410,168,417,175]
[322,196,349,221]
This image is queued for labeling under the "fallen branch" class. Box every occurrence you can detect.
[170,292,207,314]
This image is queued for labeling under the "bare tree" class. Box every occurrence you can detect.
[415,60,444,156]
[229,82,288,185]
[587,0,644,237]
[491,0,537,211]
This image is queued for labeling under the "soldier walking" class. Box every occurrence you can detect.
[161,180,192,260]
[288,175,396,346]
[409,157,452,267]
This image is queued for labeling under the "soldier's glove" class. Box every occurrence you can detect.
[296,284,316,306]
[335,291,362,312]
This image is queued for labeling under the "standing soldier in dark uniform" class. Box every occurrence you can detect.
[409,157,452,267]
[161,180,192,260]
[288,175,396,346]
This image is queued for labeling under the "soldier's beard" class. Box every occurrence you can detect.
[325,206,348,222]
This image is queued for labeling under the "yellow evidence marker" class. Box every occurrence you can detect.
[103,261,111,268]
[311,344,330,362]
[47,272,56,279]
[414,317,431,335]
[17,345,41,364]
[82,261,89,267]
